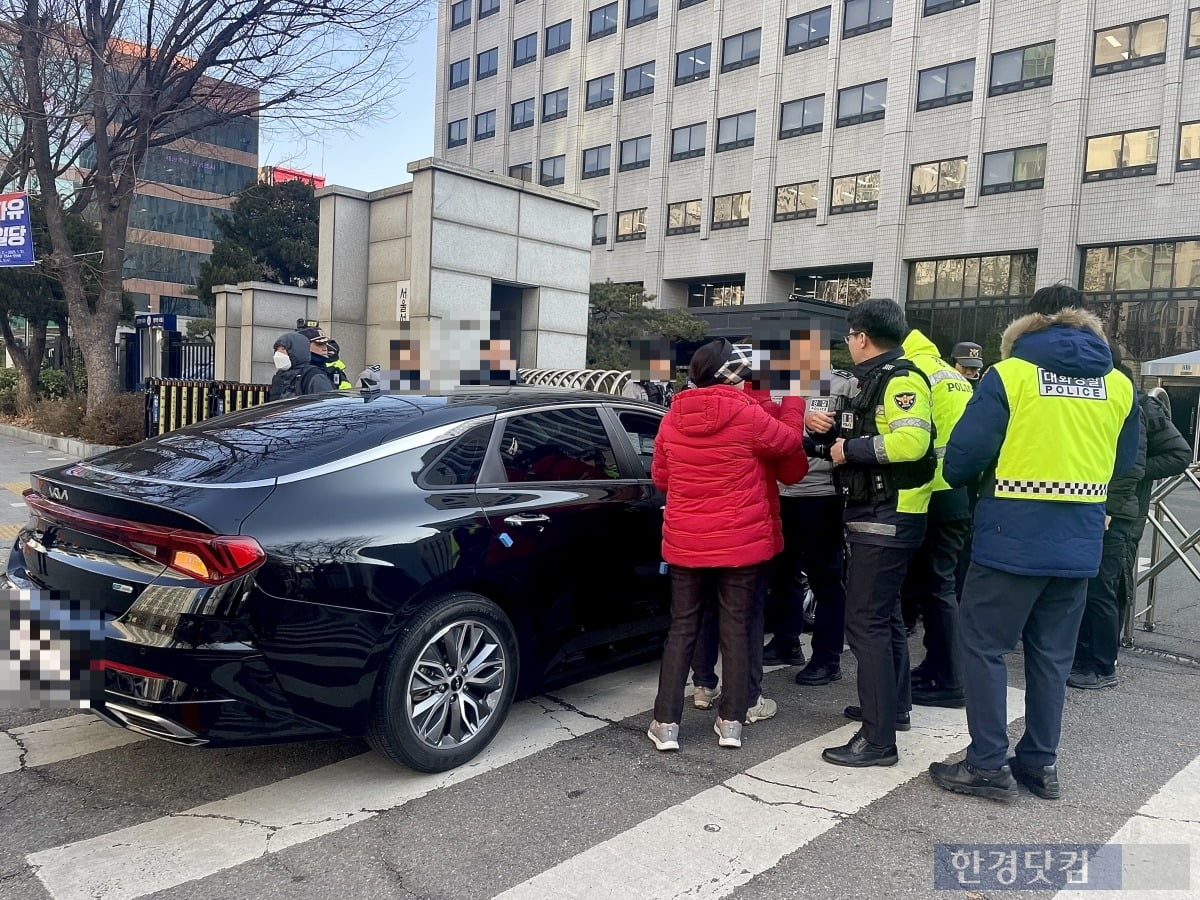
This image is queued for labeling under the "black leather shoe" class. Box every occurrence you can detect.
[795,662,842,685]
[844,705,911,731]
[1067,670,1117,690]
[929,760,1018,801]
[822,729,898,767]
[1009,757,1061,800]
[763,637,805,666]
[912,685,966,708]
[910,665,936,690]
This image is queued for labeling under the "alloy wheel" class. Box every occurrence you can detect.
[405,619,507,749]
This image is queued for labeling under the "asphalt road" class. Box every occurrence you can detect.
[0,431,1198,900]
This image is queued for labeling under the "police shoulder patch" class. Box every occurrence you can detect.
[894,392,917,411]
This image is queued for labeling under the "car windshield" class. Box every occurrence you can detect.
[85,394,474,484]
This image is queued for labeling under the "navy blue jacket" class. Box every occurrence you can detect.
[944,309,1140,578]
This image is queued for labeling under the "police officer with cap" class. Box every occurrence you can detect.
[813,298,936,768]
[953,341,984,382]
[931,285,1139,801]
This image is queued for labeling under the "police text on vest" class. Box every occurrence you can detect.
[1037,369,1108,399]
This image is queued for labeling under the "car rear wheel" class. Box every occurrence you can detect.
[367,592,519,772]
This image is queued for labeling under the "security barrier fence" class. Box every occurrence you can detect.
[518,369,631,393]
[143,378,271,438]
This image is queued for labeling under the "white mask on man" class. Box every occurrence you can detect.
[273,351,292,371]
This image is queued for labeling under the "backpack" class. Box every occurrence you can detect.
[273,364,326,400]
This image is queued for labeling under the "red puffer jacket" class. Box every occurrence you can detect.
[652,386,807,568]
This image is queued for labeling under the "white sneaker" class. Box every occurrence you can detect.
[744,696,778,724]
[647,720,680,751]
[693,684,720,710]
[714,718,742,748]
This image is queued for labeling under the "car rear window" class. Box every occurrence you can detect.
[88,395,458,484]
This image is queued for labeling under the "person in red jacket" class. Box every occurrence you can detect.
[648,339,806,751]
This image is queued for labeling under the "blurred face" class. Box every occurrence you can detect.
[648,357,672,381]
[482,340,516,373]
[390,340,420,371]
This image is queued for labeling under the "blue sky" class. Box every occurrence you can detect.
[260,24,438,192]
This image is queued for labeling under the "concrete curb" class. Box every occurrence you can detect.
[0,422,117,459]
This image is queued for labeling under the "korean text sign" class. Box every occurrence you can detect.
[0,192,34,267]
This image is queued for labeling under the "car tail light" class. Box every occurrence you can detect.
[23,491,265,585]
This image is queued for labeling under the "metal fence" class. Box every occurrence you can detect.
[143,378,271,438]
[518,369,631,394]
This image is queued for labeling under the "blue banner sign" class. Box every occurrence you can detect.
[0,192,34,267]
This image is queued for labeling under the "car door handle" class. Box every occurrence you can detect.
[504,513,551,527]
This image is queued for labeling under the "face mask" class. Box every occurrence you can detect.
[273,351,291,371]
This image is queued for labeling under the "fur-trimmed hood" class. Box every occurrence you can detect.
[1000,306,1112,378]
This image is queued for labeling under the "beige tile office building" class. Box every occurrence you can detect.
[435,0,1200,363]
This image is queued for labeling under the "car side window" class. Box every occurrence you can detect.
[616,410,661,478]
[421,423,493,486]
[498,408,620,482]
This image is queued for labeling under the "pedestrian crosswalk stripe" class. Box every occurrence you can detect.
[494,688,1026,900]
[0,715,146,775]
[26,662,671,900]
[1052,752,1200,899]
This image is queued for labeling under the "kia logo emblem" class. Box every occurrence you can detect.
[46,485,68,502]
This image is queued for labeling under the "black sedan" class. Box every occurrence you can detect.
[7,389,669,772]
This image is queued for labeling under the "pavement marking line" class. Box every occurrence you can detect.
[0,715,146,775]
[27,661,670,900]
[495,687,1027,900]
[2,481,29,495]
[1053,752,1200,900]
[0,523,22,540]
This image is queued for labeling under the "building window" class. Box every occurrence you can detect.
[514,33,537,67]
[511,98,535,130]
[589,3,618,40]
[539,155,566,186]
[779,95,824,138]
[909,252,1037,301]
[479,0,499,19]
[924,0,977,16]
[981,145,1046,193]
[1082,240,1200,295]
[671,122,707,160]
[786,7,831,54]
[774,181,819,220]
[447,118,468,148]
[1190,10,1200,59]
[1093,17,1168,75]
[617,208,648,241]
[1180,123,1200,171]
[449,59,470,90]
[546,20,571,56]
[628,0,658,27]
[676,44,711,84]
[836,80,887,126]
[679,0,705,9]
[666,199,702,235]
[716,111,756,151]
[712,192,751,229]
[543,87,568,122]
[990,42,1054,95]
[474,110,496,141]
[477,47,498,80]
[722,29,761,72]
[688,280,746,308]
[593,214,608,246]
[451,0,471,30]
[619,135,652,171]
[910,157,967,203]
[509,163,533,182]
[916,59,974,110]
[843,0,892,38]
[830,171,880,213]
[582,145,611,178]
[587,74,615,109]
[624,61,656,99]
[1084,128,1159,181]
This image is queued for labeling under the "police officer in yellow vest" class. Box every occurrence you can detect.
[899,328,974,708]
[815,299,936,767]
[932,285,1139,801]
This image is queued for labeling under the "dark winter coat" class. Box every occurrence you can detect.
[944,308,1141,578]
[652,386,806,568]
[1133,392,1192,520]
[269,333,335,401]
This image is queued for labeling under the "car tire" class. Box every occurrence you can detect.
[366,592,519,773]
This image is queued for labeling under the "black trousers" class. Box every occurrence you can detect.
[769,495,846,667]
[656,563,763,724]
[902,517,971,688]
[1075,516,1135,677]
[691,565,768,702]
[959,562,1087,769]
[844,542,915,747]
